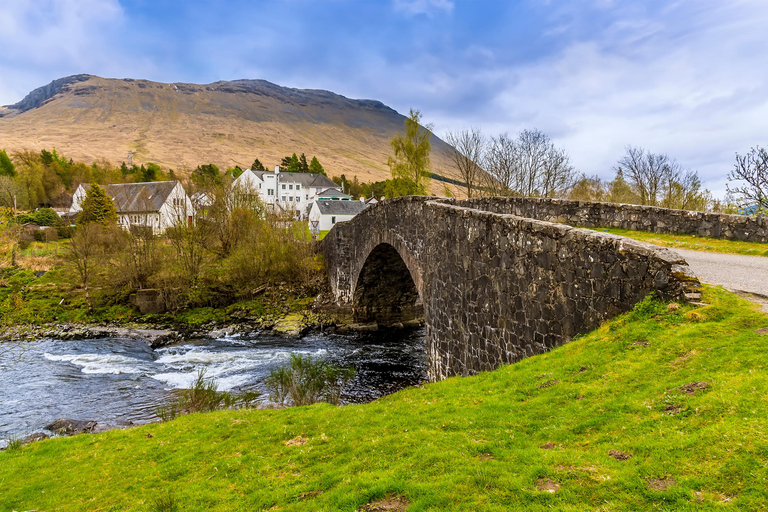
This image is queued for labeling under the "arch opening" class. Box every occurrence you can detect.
[353,243,423,325]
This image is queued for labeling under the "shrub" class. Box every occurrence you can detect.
[156,369,259,421]
[266,353,356,406]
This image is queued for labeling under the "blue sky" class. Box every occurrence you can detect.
[1,0,768,196]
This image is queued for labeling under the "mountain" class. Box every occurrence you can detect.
[0,75,461,194]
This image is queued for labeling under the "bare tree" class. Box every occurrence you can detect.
[484,133,519,196]
[68,224,110,310]
[483,129,575,198]
[615,146,670,206]
[445,128,485,198]
[727,146,768,214]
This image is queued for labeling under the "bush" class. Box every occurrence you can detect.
[266,353,356,406]
[156,369,259,421]
[31,208,61,227]
[33,227,58,243]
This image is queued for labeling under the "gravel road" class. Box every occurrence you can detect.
[673,249,768,308]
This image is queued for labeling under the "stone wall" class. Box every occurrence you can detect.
[323,197,702,381]
[457,197,768,242]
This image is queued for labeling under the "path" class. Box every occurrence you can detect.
[674,248,768,311]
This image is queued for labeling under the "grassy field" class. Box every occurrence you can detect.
[594,227,768,257]
[2,286,767,511]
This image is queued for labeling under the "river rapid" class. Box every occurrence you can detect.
[0,328,426,442]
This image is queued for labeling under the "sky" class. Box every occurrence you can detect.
[1,0,767,196]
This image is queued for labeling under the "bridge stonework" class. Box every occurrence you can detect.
[323,197,702,381]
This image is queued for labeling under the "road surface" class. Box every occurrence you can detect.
[674,248,768,310]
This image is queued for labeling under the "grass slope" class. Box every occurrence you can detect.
[594,227,768,257]
[2,286,768,511]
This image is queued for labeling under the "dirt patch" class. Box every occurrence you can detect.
[667,302,681,312]
[575,395,585,401]
[299,490,323,500]
[477,453,494,461]
[536,478,560,493]
[538,379,559,389]
[665,404,682,414]
[540,442,556,450]
[357,494,410,512]
[648,477,676,491]
[632,339,650,347]
[608,450,631,461]
[573,366,589,373]
[285,436,308,447]
[756,326,768,335]
[679,381,709,394]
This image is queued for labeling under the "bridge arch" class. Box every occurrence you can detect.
[351,242,424,325]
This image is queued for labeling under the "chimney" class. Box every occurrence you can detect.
[275,165,280,174]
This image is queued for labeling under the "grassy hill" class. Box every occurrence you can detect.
[0,75,462,195]
[1,286,767,511]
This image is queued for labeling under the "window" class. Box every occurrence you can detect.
[296,197,300,202]
[306,195,309,200]
[259,183,262,189]
[296,185,301,190]
[282,184,286,190]
[332,216,336,224]
[282,196,286,202]
[289,196,294,202]
[288,184,293,190]
[268,189,274,195]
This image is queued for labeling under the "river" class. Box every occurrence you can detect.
[0,327,426,443]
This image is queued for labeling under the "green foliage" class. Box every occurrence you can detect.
[156,369,259,421]
[226,165,244,179]
[141,162,160,182]
[299,153,309,172]
[30,207,61,227]
[308,155,326,175]
[77,184,118,226]
[386,108,432,196]
[0,149,15,177]
[191,163,221,187]
[266,353,356,406]
[251,158,266,171]
[4,435,22,451]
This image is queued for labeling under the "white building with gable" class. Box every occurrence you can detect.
[233,167,341,217]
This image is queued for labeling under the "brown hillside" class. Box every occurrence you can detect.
[0,75,463,195]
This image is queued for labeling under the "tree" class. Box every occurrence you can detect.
[727,146,768,214]
[68,223,110,310]
[287,153,301,173]
[78,184,118,226]
[191,164,222,188]
[445,128,485,198]
[615,146,669,206]
[607,168,638,204]
[142,162,160,182]
[483,129,575,198]
[299,153,309,173]
[568,174,606,202]
[386,109,432,196]
[251,158,266,171]
[0,149,15,177]
[308,156,326,175]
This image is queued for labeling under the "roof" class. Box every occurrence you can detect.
[247,170,338,189]
[81,181,180,213]
[315,200,366,216]
[317,188,352,199]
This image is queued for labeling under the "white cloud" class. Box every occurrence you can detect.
[393,0,453,17]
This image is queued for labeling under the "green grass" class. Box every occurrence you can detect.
[594,227,768,257]
[2,286,767,510]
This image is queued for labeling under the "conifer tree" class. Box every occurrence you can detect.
[299,153,309,173]
[308,156,326,175]
[251,158,266,171]
[78,184,118,226]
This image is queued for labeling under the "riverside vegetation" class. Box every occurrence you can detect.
[0,182,326,337]
[1,286,767,510]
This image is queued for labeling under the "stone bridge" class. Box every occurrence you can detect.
[323,196,702,381]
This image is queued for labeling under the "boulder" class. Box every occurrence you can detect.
[44,418,98,435]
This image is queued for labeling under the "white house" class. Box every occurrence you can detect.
[233,167,341,217]
[308,199,367,232]
[70,181,193,234]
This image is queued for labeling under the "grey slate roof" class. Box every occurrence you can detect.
[82,181,179,213]
[249,170,338,189]
[315,200,366,215]
[317,188,352,199]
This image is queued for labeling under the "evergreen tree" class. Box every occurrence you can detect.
[251,158,266,171]
[78,184,118,226]
[299,153,309,173]
[142,163,160,182]
[308,156,326,175]
[280,155,292,169]
[0,149,15,177]
[287,153,301,173]
[191,164,222,187]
